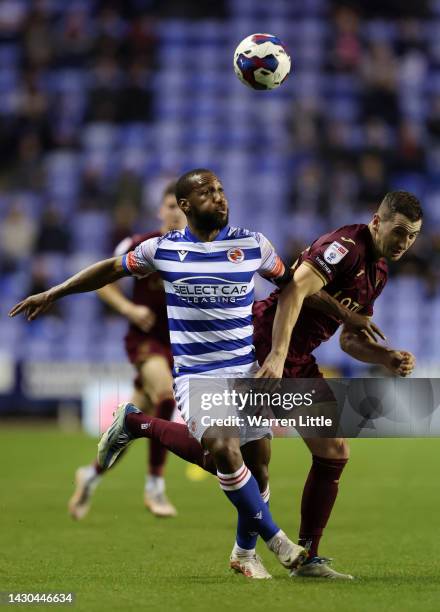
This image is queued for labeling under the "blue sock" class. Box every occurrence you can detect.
[217,466,278,543]
[236,485,270,550]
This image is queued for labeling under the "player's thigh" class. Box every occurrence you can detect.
[137,354,174,404]
[130,387,154,415]
[303,436,350,460]
[241,438,271,492]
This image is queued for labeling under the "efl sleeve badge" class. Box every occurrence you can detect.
[323,241,349,265]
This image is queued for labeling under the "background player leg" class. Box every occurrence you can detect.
[68,388,151,520]
[137,355,177,517]
[71,355,179,519]
[293,436,353,579]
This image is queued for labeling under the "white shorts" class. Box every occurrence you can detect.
[173,361,273,446]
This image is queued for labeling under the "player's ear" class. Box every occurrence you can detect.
[178,198,190,215]
[371,213,381,231]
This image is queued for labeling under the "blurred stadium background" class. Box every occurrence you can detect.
[0,0,439,425]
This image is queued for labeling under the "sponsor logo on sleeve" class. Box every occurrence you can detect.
[314,256,332,275]
[323,241,349,265]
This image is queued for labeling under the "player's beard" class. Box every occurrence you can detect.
[193,208,229,232]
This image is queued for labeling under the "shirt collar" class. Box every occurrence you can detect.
[184,225,230,243]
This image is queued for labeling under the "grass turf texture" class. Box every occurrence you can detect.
[1,429,439,612]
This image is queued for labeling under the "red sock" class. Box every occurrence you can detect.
[148,398,175,477]
[299,455,348,558]
[126,412,217,475]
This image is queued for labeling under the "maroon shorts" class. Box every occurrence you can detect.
[124,334,173,390]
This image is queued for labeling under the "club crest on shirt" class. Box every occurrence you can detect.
[227,247,245,263]
[178,250,189,261]
[323,241,349,265]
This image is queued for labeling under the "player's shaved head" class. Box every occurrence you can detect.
[378,191,423,223]
[175,169,216,201]
[174,169,228,238]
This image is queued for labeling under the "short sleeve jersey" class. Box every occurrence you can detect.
[254,224,388,360]
[122,225,287,377]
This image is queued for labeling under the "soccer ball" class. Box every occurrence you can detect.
[233,33,291,90]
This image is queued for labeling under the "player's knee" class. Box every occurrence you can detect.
[208,438,242,471]
[307,437,350,460]
[323,438,350,460]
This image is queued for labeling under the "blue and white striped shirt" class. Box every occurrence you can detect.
[123,225,286,377]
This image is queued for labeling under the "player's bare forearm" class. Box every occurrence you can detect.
[270,281,305,358]
[50,257,126,300]
[272,265,325,355]
[256,263,324,378]
[304,290,349,322]
[255,280,305,381]
[97,281,156,332]
[97,282,132,317]
[9,257,127,320]
[305,291,386,342]
[339,328,391,365]
[341,327,416,376]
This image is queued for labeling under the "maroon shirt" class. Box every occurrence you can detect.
[115,231,170,346]
[253,224,388,365]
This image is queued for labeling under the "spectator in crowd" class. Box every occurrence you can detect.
[0,199,37,273]
[35,208,71,254]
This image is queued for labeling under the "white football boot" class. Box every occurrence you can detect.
[97,403,141,469]
[144,489,177,518]
[230,544,272,579]
[290,556,354,580]
[68,466,101,520]
[266,530,307,570]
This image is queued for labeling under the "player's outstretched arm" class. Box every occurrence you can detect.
[305,291,386,343]
[97,283,156,333]
[9,256,127,321]
[256,263,324,379]
[339,328,416,376]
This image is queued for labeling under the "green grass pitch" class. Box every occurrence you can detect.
[1,429,439,612]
